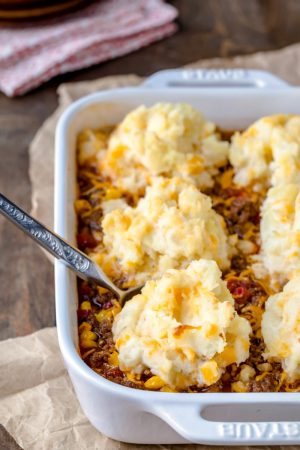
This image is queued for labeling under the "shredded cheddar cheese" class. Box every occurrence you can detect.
[75,106,300,393]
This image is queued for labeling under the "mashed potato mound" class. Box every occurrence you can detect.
[77,129,108,166]
[256,184,300,285]
[229,115,300,190]
[101,103,229,192]
[102,177,231,284]
[262,276,300,381]
[113,260,251,390]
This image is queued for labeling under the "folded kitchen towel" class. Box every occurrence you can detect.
[0,0,178,97]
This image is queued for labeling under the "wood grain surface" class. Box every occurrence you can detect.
[0,425,23,450]
[1,0,300,340]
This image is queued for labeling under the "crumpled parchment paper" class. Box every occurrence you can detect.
[3,43,300,450]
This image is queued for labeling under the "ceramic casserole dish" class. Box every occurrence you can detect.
[55,69,300,445]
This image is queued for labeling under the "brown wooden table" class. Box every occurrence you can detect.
[1,0,300,340]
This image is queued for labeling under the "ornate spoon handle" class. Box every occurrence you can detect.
[0,192,122,295]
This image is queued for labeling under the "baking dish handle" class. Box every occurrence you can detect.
[143,68,289,88]
[152,402,300,445]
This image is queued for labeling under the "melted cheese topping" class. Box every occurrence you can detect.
[229,115,300,190]
[113,260,251,390]
[255,184,300,285]
[262,276,300,381]
[101,103,229,192]
[102,177,231,284]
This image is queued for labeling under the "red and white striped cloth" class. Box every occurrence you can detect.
[0,0,178,96]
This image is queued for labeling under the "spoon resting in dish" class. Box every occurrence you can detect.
[0,193,142,306]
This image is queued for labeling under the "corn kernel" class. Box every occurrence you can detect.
[95,310,109,323]
[126,372,138,382]
[79,322,92,333]
[108,352,119,367]
[74,199,91,213]
[99,286,109,294]
[144,376,166,390]
[80,339,97,349]
[160,386,175,393]
[95,302,121,323]
[220,168,233,189]
[80,301,91,311]
[105,188,121,200]
[231,381,247,393]
[80,330,97,341]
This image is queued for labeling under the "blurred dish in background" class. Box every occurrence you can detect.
[0,0,90,21]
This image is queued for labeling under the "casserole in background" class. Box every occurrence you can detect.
[55,69,300,445]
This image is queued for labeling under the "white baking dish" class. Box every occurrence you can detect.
[55,69,300,445]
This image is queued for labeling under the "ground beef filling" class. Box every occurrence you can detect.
[75,136,300,393]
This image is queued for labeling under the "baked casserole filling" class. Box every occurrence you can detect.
[75,103,300,393]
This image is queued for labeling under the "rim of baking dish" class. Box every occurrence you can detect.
[54,87,300,402]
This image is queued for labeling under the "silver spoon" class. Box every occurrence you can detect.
[0,193,142,306]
